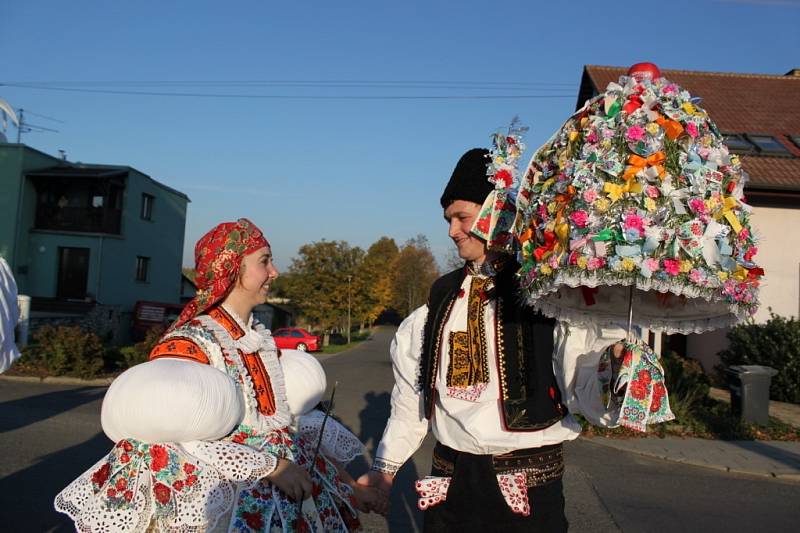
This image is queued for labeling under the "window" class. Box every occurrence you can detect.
[136,256,150,282]
[272,330,288,337]
[141,193,154,220]
[290,330,304,338]
[746,134,791,156]
[721,133,755,154]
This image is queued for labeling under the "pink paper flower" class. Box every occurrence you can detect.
[663,259,681,276]
[688,198,706,215]
[626,125,646,142]
[623,213,645,237]
[689,268,705,284]
[686,122,699,138]
[586,131,599,143]
[644,258,660,272]
[583,189,598,203]
[587,257,606,271]
[646,185,660,199]
[570,210,589,228]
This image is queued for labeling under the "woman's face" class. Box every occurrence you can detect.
[237,246,279,305]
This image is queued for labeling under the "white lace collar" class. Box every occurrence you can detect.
[220,304,266,353]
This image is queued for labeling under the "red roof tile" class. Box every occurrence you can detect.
[581,66,800,191]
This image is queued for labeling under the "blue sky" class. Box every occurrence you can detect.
[2,0,799,270]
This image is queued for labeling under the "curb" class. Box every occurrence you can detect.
[0,374,113,386]
[578,436,800,483]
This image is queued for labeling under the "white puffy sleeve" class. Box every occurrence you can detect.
[553,321,627,428]
[101,358,244,443]
[372,305,430,476]
[0,258,20,374]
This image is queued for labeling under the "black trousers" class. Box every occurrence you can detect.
[423,443,568,533]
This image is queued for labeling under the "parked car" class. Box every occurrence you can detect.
[271,327,320,352]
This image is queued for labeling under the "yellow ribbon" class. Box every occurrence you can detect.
[733,265,748,281]
[715,196,743,234]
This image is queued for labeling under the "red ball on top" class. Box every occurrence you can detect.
[627,62,662,81]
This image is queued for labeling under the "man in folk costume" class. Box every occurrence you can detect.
[359,149,627,531]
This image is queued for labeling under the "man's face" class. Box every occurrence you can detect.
[444,200,487,263]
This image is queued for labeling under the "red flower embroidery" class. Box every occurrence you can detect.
[495,169,513,188]
[172,480,184,491]
[120,453,130,464]
[242,511,264,530]
[637,369,652,385]
[186,474,198,486]
[183,463,196,474]
[153,483,171,505]
[92,463,111,487]
[150,445,169,472]
[476,216,491,234]
[115,478,128,491]
[292,518,311,533]
[122,440,133,452]
[107,488,117,498]
[629,380,648,400]
[123,490,133,502]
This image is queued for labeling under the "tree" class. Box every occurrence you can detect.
[282,240,364,332]
[391,235,440,317]
[443,247,465,272]
[355,237,399,325]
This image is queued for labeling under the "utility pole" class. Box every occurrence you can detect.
[347,275,352,344]
[16,109,23,143]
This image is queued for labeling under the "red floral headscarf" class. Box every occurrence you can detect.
[170,218,269,331]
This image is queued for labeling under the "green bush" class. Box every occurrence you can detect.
[22,325,105,378]
[661,351,711,423]
[719,312,800,404]
[116,325,167,369]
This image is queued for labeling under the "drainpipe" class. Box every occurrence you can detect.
[96,235,104,303]
[12,146,25,274]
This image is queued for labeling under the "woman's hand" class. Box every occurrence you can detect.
[355,471,392,515]
[266,458,312,501]
[349,482,388,514]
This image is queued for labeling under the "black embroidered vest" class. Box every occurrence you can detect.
[419,262,567,431]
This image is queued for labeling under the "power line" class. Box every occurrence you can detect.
[1,83,575,100]
[1,79,576,88]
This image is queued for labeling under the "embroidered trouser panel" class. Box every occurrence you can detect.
[423,442,568,533]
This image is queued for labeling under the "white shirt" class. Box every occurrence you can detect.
[0,258,20,374]
[374,274,626,470]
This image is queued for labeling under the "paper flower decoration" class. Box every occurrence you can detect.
[514,66,763,334]
[471,117,528,253]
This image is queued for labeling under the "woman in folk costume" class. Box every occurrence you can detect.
[55,218,378,532]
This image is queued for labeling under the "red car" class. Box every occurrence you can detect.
[271,327,320,352]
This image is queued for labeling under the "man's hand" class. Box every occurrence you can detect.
[356,471,393,515]
[266,458,312,502]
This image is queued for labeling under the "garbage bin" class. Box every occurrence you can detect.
[725,365,778,425]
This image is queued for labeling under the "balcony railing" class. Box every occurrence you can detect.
[35,206,122,235]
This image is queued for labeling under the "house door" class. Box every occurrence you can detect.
[57,247,90,300]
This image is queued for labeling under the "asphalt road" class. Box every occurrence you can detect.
[1,325,799,532]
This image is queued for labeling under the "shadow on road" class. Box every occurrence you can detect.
[0,430,112,532]
[729,440,800,470]
[0,385,106,434]
[357,390,424,532]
